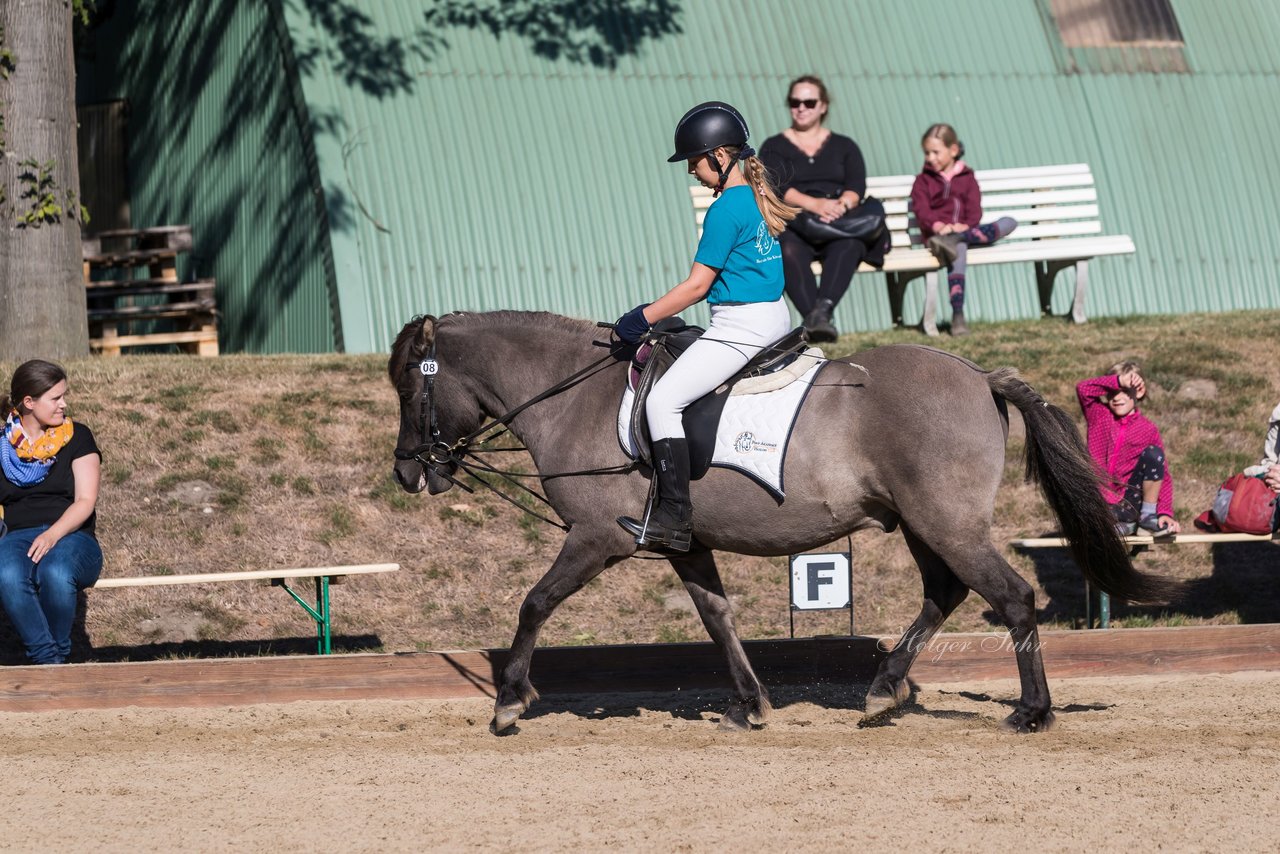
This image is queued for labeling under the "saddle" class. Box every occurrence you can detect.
[627,319,817,478]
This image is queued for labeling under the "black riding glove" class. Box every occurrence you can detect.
[613,304,652,344]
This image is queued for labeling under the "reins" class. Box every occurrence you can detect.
[395,322,845,532]
[395,337,638,531]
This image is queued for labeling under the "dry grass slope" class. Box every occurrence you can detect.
[2,310,1278,664]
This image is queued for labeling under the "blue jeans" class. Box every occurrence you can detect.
[0,526,102,664]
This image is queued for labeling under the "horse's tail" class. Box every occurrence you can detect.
[987,367,1183,604]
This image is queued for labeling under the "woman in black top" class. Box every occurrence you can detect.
[760,75,873,342]
[0,360,102,664]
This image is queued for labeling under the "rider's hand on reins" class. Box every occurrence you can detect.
[612,304,652,344]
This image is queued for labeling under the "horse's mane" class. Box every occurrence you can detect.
[387,311,596,384]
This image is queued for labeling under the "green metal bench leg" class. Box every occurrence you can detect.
[276,575,333,654]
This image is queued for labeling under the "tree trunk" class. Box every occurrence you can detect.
[0,0,88,362]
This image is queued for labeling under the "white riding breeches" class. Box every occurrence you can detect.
[646,298,792,441]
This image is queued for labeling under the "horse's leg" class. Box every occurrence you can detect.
[911,535,1055,733]
[668,550,771,731]
[492,526,624,733]
[864,525,970,720]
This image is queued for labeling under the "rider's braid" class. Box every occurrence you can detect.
[736,149,798,237]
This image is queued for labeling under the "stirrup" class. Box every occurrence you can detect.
[617,514,692,552]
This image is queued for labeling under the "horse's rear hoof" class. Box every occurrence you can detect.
[1001,707,1056,733]
[717,709,751,732]
[491,703,523,734]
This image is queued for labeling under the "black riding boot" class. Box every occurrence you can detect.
[803,298,837,343]
[618,438,693,552]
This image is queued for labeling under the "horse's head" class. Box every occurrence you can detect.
[388,314,482,495]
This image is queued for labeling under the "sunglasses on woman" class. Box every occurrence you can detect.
[788,98,820,109]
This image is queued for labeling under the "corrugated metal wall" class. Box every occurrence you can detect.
[76,0,338,353]
[80,0,1280,353]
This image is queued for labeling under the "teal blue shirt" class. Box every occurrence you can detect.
[693,186,785,305]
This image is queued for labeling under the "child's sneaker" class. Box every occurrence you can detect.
[1137,513,1172,536]
[1115,520,1137,536]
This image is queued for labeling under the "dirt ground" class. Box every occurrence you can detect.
[1,670,1276,852]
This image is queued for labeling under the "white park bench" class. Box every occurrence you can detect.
[91,563,400,654]
[690,163,1135,335]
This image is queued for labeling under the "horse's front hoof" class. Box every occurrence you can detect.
[862,677,914,720]
[747,694,773,726]
[718,695,769,732]
[491,702,524,734]
[1001,706,1056,733]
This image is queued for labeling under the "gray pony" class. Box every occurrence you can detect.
[391,311,1177,734]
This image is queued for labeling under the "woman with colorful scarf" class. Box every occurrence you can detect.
[0,360,102,664]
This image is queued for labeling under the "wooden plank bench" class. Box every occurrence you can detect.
[691,163,1136,335]
[1009,533,1279,628]
[91,563,400,654]
[82,225,220,357]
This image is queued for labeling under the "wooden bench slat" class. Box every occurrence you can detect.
[83,247,179,266]
[871,235,1136,273]
[91,563,401,588]
[90,329,219,349]
[89,301,216,321]
[884,204,1102,232]
[1011,533,1279,548]
[86,279,215,296]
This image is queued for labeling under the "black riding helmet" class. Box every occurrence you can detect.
[668,101,755,194]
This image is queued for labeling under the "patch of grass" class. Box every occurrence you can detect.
[204,455,236,471]
[291,476,315,496]
[154,471,203,492]
[213,473,250,509]
[193,409,240,433]
[267,472,287,487]
[252,436,283,464]
[181,428,206,444]
[317,505,357,545]
[1181,443,1253,474]
[302,426,327,453]
[153,384,201,412]
[440,505,486,527]
[370,476,414,510]
[656,624,694,643]
[106,464,131,485]
[122,410,147,425]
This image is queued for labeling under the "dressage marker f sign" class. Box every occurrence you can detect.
[788,549,853,637]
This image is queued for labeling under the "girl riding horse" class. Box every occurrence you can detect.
[612,102,798,553]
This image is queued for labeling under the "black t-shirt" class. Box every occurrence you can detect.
[759,132,867,200]
[0,423,100,535]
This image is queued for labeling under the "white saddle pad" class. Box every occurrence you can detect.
[616,359,826,499]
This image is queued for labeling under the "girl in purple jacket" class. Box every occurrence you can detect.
[1077,361,1180,536]
[909,123,1017,335]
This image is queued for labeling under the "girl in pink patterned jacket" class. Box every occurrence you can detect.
[1076,360,1180,536]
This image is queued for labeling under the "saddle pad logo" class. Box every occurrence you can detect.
[734,431,778,454]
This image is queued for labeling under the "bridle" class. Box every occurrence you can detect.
[394,333,637,530]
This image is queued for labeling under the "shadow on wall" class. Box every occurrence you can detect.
[1019,542,1280,626]
[292,0,685,95]
[84,0,683,352]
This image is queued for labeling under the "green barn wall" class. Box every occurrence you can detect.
[77,0,339,353]
[80,0,1280,353]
